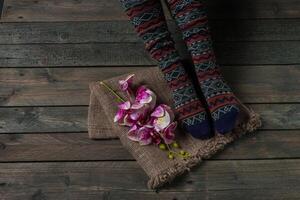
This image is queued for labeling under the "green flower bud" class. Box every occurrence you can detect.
[172,142,180,148]
[179,150,185,155]
[159,143,166,150]
[168,152,174,159]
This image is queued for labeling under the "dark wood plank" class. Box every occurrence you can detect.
[0,104,299,133]
[208,0,300,19]
[0,106,87,133]
[0,0,4,19]
[1,41,300,67]
[0,160,299,199]
[2,0,300,22]
[0,20,299,44]
[0,67,141,106]
[0,131,299,162]
[1,65,299,106]
[1,188,299,200]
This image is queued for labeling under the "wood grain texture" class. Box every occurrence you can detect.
[0,160,299,199]
[0,0,299,198]
[1,65,299,106]
[1,0,300,22]
[0,131,299,162]
[1,189,299,200]
[0,104,299,133]
[1,41,300,67]
[0,0,4,20]
[0,20,299,44]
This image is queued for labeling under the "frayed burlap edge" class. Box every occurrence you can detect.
[148,110,262,189]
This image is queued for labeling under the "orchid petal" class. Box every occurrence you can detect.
[139,95,152,104]
[121,114,135,127]
[151,105,165,118]
[162,104,175,122]
[162,122,177,144]
[139,137,152,145]
[118,101,131,110]
[151,132,162,145]
[137,127,153,145]
[129,111,141,121]
[114,109,125,123]
[127,125,139,141]
[131,102,144,109]
[153,111,171,131]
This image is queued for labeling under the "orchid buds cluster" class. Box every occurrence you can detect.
[100,74,190,159]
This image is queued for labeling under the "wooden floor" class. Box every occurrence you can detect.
[0,0,300,199]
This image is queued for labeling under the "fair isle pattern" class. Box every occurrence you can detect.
[182,112,207,126]
[158,52,181,69]
[175,10,207,27]
[188,40,213,56]
[132,8,161,26]
[194,60,217,72]
[211,105,239,120]
[167,0,240,131]
[118,0,209,134]
[172,85,198,108]
[200,78,232,99]
[165,67,186,82]
[182,26,209,40]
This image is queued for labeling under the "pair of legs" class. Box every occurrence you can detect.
[119,0,239,139]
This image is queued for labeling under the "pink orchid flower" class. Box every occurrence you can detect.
[161,122,177,144]
[132,85,156,111]
[127,124,139,141]
[127,124,162,145]
[137,125,154,145]
[129,86,157,124]
[113,101,131,123]
[151,104,175,132]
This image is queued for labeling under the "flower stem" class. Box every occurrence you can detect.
[99,81,125,103]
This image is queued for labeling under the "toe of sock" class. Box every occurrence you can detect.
[215,108,239,134]
[184,120,212,139]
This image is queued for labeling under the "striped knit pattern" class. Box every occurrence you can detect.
[119,0,211,138]
[166,0,240,134]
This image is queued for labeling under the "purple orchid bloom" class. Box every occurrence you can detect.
[151,104,176,144]
[137,125,154,145]
[161,122,177,144]
[151,104,175,132]
[133,85,156,110]
[129,85,157,124]
[127,124,139,141]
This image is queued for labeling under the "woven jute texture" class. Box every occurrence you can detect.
[88,67,262,189]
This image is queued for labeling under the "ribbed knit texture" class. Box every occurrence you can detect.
[119,0,211,138]
[166,0,240,134]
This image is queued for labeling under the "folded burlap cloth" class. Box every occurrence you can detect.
[88,67,262,189]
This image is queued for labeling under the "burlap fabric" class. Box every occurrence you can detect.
[88,67,262,189]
